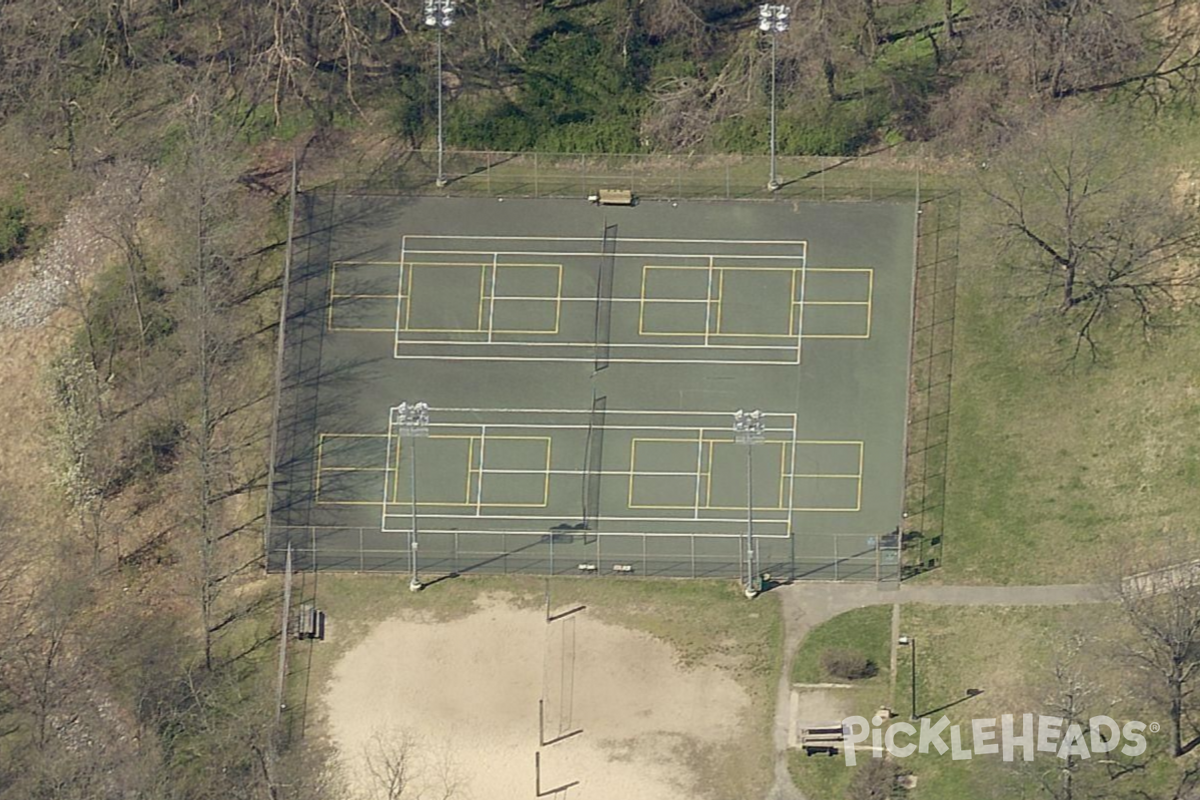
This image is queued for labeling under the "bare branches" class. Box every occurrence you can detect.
[982,114,1200,360]
[1116,556,1200,758]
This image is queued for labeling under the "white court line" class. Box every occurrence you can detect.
[392,354,801,365]
[430,406,798,418]
[395,340,799,350]
[404,249,806,261]
[703,256,714,347]
[377,524,794,540]
[407,234,808,246]
[487,254,498,343]
[475,425,488,516]
[393,238,408,351]
[383,510,794,526]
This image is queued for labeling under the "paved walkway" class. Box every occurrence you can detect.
[763,581,1106,800]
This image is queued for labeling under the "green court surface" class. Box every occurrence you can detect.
[269,194,916,581]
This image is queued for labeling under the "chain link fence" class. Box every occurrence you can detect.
[317,149,943,204]
[267,526,897,582]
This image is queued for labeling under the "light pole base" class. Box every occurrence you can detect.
[409,578,424,592]
[767,179,781,192]
[435,177,448,188]
[743,584,759,599]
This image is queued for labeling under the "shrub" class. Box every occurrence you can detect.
[846,756,900,799]
[0,187,29,261]
[820,648,877,680]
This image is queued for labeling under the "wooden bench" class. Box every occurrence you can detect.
[591,189,634,206]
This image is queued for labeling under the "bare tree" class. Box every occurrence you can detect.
[982,113,1200,359]
[360,728,462,800]
[45,350,113,572]
[160,76,246,671]
[1116,559,1200,758]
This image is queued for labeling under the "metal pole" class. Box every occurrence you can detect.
[746,443,755,595]
[435,26,446,188]
[409,438,421,591]
[911,639,918,719]
[768,30,779,192]
[274,544,293,731]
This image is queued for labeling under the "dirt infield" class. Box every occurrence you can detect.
[324,592,754,799]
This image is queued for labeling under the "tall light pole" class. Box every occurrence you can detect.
[734,409,766,598]
[898,635,918,719]
[759,4,790,192]
[395,401,431,591]
[424,0,455,188]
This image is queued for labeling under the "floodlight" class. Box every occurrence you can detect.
[396,401,432,591]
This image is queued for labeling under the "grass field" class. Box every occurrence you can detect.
[788,605,895,800]
[788,602,1183,799]
[939,197,1200,583]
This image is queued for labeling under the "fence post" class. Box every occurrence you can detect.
[725,164,731,199]
[360,527,364,572]
[580,153,586,196]
[534,152,539,197]
[690,535,696,578]
[821,158,826,202]
[833,536,839,581]
[486,151,492,194]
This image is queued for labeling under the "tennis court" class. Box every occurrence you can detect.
[269,194,916,581]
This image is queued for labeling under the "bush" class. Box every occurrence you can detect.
[820,648,877,680]
[846,757,900,799]
[0,187,29,261]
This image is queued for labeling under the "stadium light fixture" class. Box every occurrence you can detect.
[758,4,791,192]
[395,401,431,591]
[423,0,456,188]
[734,409,767,598]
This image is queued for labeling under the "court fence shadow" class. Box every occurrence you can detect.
[901,190,960,580]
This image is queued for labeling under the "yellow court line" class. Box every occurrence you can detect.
[699,439,788,509]
[314,433,326,498]
[793,473,861,479]
[866,269,874,338]
[477,265,487,332]
[544,438,553,506]
[857,442,865,510]
[789,271,797,336]
[638,265,649,335]
[802,333,871,340]
[466,436,475,505]
[555,264,564,334]
[779,444,787,509]
[326,263,339,331]
[489,263,563,335]
[404,263,414,329]
[798,301,871,306]
[331,293,401,299]
[628,434,701,508]
[716,268,725,333]
[332,260,405,265]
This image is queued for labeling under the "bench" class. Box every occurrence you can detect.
[590,189,634,206]
[799,722,847,757]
